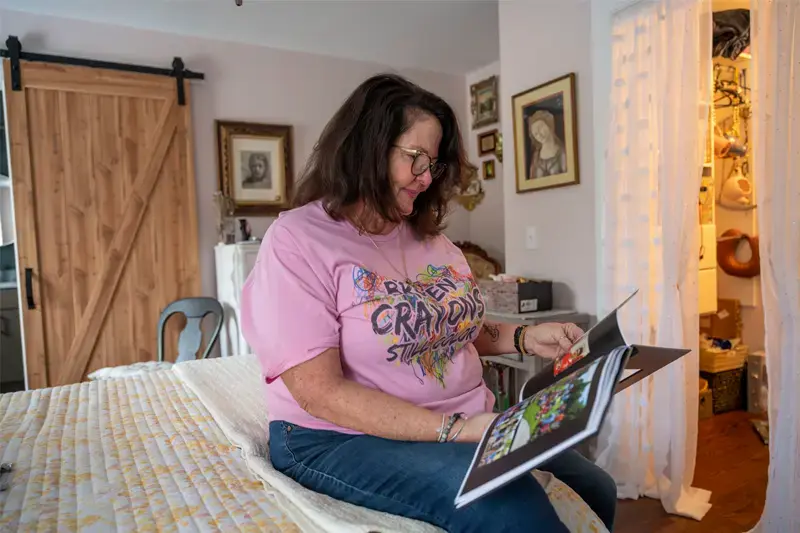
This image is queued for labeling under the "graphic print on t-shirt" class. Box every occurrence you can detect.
[352,264,485,387]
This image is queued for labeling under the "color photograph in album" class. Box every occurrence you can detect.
[518,295,632,403]
[553,333,591,376]
[456,350,625,506]
[478,359,600,467]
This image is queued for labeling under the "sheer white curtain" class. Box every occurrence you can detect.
[595,0,713,520]
[750,1,800,530]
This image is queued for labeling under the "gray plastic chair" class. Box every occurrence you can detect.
[157,297,224,363]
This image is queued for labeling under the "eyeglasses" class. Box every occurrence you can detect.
[394,146,448,180]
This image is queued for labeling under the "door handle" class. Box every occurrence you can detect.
[25,268,35,310]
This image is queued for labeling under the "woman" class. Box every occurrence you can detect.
[527,110,568,179]
[241,74,617,533]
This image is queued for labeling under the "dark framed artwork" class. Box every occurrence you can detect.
[470,75,499,129]
[512,73,580,193]
[482,159,496,180]
[478,129,498,156]
[217,120,293,216]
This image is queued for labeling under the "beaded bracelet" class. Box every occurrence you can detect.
[448,418,467,442]
[437,412,465,443]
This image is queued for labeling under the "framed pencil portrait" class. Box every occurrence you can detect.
[217,120,293,216]
[512,73,580,193]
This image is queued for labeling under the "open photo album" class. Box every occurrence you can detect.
[454,290,691,509]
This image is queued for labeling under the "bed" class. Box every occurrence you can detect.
[0,356,609,533]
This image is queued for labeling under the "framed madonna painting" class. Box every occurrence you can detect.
[512,73,580,193]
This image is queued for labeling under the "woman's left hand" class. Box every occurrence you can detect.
[523,322,584,359]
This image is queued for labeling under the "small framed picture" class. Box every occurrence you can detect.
[482,159,496,180]
[470,75,499,129]
[512,73,580,193]
[217,120,293,216]
[478,129,498,156]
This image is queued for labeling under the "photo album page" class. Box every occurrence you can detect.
[455,290,689,508]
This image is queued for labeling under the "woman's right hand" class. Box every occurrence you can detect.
[458,412,498,442]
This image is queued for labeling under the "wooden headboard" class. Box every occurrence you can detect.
[453,241,502,279]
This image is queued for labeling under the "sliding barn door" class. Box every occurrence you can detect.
[3,60,200,389]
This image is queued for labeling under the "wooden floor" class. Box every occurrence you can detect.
[615,411,769,533]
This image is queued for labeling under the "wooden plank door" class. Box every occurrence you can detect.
[3,60,200,389]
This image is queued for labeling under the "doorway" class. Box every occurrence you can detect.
[695,3,768,530]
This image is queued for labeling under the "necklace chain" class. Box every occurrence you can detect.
[357,221,411,283]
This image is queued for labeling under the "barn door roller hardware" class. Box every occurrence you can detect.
[0,35,204,105]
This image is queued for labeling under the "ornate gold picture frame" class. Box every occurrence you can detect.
[217,120,293,215]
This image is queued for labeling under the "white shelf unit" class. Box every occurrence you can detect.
[214,242,261,358]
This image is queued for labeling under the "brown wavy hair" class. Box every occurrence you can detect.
[292,73,473,239]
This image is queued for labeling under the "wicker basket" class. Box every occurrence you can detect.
[699,344,748,373]
[701,366,747,414]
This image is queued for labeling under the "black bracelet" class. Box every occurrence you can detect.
[513,325,528,355]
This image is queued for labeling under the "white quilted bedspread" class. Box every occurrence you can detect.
[0,370,301,532]
[175,355,609,533]
[0,356,609,533]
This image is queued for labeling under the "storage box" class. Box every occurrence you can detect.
[701,366,747,414]
[699,298,742,339]
[480,279,553,314]
[747,351,768,415]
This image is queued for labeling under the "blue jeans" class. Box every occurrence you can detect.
[269,421,617,533]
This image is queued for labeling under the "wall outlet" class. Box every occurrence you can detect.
[525,226,538,250]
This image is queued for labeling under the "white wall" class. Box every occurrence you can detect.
[464,60,505,267]
[499,1,596,314]
[0,9,471,297]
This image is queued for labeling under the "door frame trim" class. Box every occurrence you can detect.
[3,59,47,390]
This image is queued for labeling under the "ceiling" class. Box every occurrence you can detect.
[0,0,500,75]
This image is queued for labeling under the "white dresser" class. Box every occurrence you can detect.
[214,242,261,357]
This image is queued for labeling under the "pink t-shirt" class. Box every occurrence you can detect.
[241,201,495,434]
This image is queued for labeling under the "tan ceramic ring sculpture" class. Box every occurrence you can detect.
[717,228,760,278]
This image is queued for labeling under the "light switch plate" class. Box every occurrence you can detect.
[525,226,538,250]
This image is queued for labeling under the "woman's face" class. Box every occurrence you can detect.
[251,158,267,179]
[530,119,552,145]
[389,113,442,216]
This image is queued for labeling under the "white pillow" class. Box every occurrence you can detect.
[87,361,174,381]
